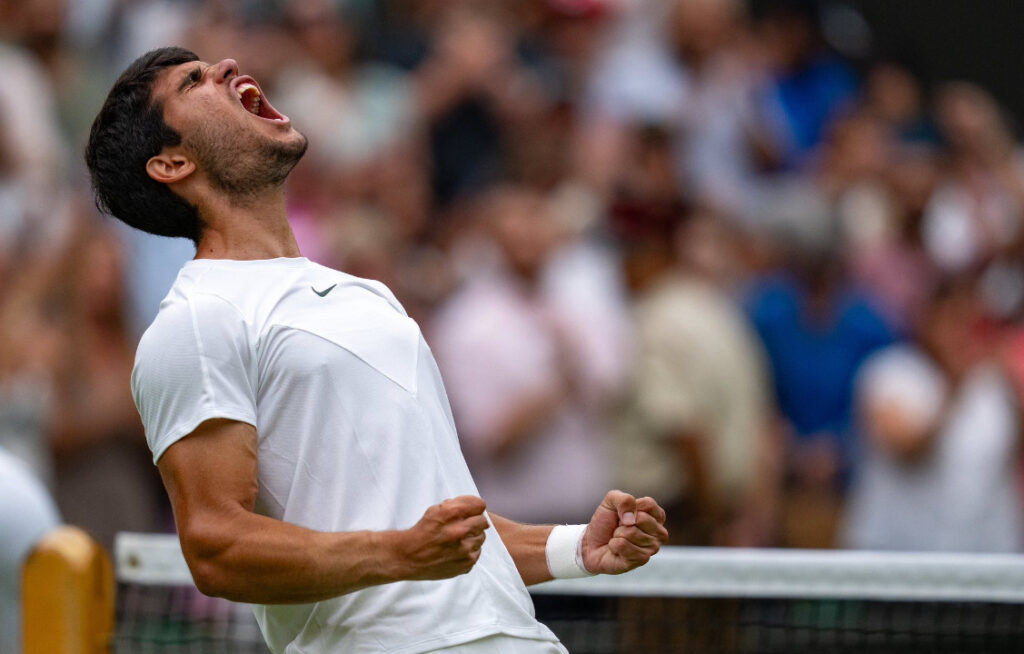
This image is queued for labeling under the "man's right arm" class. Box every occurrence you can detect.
[157,418,488,605]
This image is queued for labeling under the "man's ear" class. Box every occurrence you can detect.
[146,150,196,185]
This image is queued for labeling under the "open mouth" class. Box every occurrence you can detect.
[232,77,289,124]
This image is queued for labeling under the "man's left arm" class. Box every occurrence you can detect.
[489,491,668,586]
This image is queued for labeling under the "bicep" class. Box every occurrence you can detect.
[157,419,259,548]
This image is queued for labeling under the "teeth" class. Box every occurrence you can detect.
[237,82,259,98]
[237,82,262,115]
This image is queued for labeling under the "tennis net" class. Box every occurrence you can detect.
[115,533,268,653]
[114,533,1024,653]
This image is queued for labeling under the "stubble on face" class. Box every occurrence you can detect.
[185,119,309,201]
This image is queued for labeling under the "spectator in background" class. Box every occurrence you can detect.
[0,0,71,252]
[0,445,61,654]
[861,61,939,147]
[843,275,1023,552]
[833,68,937,319]
[612,125,776,546]
[0,245,63,485]
[46,221,165,550]
[532,0,615,104]
[668,0,782,219]
[747,224,893,547]
[845,141,940,335]
[271,0,421,264]
[431,185,628,524]
[925,83,1024,350]
[923,83,1024,274]
[820,112,893,241]
[0,0,73,479]
[275,0,417,186]
[750,101,931,335]
[753,0,859,168]
[413,2,551,207]
[571,0,692,199]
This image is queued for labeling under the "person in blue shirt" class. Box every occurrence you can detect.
[755,0,860,168]
[747,237,893,545]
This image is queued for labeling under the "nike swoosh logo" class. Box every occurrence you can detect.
[311,284,337,297]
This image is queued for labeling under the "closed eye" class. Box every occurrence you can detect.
[178,66,204,93]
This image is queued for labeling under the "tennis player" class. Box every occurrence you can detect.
[85,47,668,653]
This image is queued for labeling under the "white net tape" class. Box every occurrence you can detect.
[116,533,1024,603]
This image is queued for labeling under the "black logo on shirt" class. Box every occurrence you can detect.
[311,284,337,297]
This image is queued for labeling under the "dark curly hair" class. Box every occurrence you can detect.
[85,47,204,244]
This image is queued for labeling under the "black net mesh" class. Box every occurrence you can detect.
[533,594,1024,654]
[113,585,1024,653]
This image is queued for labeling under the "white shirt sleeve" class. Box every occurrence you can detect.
[131,292,258,463]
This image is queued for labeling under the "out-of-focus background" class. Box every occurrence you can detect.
[3,0,1024,559]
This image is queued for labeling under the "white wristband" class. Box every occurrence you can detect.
[545,524,594,579]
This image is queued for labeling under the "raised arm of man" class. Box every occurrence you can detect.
[158,419,667,604]
[489,493,668,586]
[158,419,491,604]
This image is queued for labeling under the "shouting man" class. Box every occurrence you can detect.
[85,47,667,653]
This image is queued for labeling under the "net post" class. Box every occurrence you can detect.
[22,525,115,654]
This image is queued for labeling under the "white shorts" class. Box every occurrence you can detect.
[431,635,570,653]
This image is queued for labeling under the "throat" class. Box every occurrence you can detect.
[194,191,301,261]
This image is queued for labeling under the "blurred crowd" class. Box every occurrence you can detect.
[3,0,1024,558]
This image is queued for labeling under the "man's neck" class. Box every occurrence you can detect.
[193,189,301,260]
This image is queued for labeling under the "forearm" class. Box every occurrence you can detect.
[491,492,670,585]
[180,508,408,604]
[489,513,555,586]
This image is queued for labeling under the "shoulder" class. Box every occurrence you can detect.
[355,278,409,317]
[137,288,248,359]
[132,283,260,463]
[133,284,255,411]
[306,261,410,316]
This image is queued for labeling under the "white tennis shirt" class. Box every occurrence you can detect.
[132,257,560,654]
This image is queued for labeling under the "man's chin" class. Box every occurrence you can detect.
[284,130,309,162]
[269,131,309,181]
[204,131,309,197]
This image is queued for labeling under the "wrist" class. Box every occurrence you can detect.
[377,529,415,583]
[545,524,595,579]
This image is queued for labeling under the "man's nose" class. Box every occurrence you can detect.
[212,59,239,84]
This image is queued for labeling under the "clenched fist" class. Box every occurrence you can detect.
[398,496,489,581]
[581,491,669,575]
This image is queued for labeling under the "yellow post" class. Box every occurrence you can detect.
[22,526,115,654]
